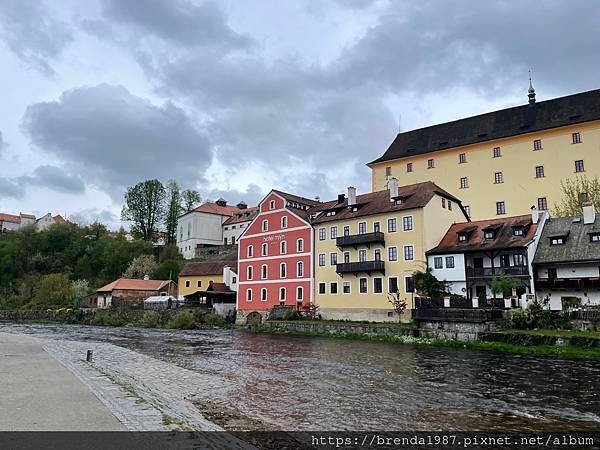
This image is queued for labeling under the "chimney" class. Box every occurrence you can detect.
[236,201,247,209]
[530,205,538,224]
[583,202,596,225]
[347,186,356,206]
[337,193,345,204]
[389,177,399,201]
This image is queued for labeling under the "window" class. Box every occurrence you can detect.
[344,251,350,263]
[343,226,350,236]
[224,237,228,245]
[513,227,524,236]
[403,216,413,231]
[231,236,236,244]
[551,237,565,245]
[484,230,495,240]
[318,282,326,294]
[296,287,303,301]
[185,280,190,288]
[590,233,600,242]
[494,172,503,184]
[374,249,381,261]
[575,160,585,173]
[448,201,452,211]
[493,147,501,158]
[442,198,446,208]
[459,153,467,164]
[358,222,367,234]
[319,228,326,240]
[427,159,435,169]
[406,163,413,173]
[247,266,253,280]
[445,256,455,268]
[232,277,237,284]
[514,254,525,266]
[373,278,383,294]
[385,166,392,176]
[404,245,414,261]
[330,282,338,294]
[179,226,183,240]
[246,289,252,302]
[405,276,415,293]
[297,239,304,252]
[262,243,268,256]
[499,254,510,267]
[187,223,191,238]
[388,277,398,293]
[330,226,337,239]
[280,241,287,254]
[269,200,275,210]
[197,280,201,288]
[261,288,267,301]
[434,257,443,269]
[460,177,469,189]
[262,220,268,231]
[280,263,286,278]
[279,287,286,301]
[261,265,268,279]
[318,253,326,266]
[387,218,397,232]
[496,201,506,215]
[330,253,338,266]
[296,261,304,278]
[464,206,471,218]
[572,132,581,144]
[388,247,398,261]
[343,281,351,294]
[535,165,545,178]
[373,222,380,233]
[537,197,548,211]
[281,216,288,228]
[533,139,542,151]
[359,249,367,262]
[359,278,368,294]
[458,233,467,242]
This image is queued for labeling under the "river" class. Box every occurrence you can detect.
[1,323,599,432]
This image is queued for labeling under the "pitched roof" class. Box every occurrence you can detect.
[272,189,322,207]
[0,213,21,224]
[20,213,36,219]
[96,278,173,292]
[427,214,537,255]
[533,216,600,264]
[189,202,243,217]
[222,207,259,225]
[268,189,322,222]
[207,282,232,292]
[179,260,236,277]
[311,182,464,224]
[53,215,66,223]
[369,88,600,165]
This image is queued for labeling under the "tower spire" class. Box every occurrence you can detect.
[528,69,536,104]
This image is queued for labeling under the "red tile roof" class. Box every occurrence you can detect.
[0,213,21,224]
[179,260,237,277]
[222,207,259,225]
[96,278,174,292]
[427,214,537,255]
[192,202,244,216]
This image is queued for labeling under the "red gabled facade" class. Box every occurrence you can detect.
[237,190,319,321]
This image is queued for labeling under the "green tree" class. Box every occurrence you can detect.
[121,179,166,241]
[154,259,181,281]
[181,189,201,212]
[123,254,159,279]
[413,267,449,297]
[489,275,524,299]
[553,175,600,217]
[31,273,73,308]
[164,180,182,245]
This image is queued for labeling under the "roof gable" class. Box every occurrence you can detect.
[97,278,173,292]
[533,216,600,264]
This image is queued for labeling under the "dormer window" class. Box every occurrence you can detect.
[551,237,565,245]
[458,233,467,242]
[513,227,524,237]
[590,233,600,242]
[269,200,275,210]
[484,231,495,240]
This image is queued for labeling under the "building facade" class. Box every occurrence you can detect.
[222,204,259,245]
[95,278,178,309]
[369,88,600,221]
[178,260,236,299]
[533,203,600,310]
[427,209,547,302]
[236,190,319,324]
[0,212,61,232]
[312,180,468,322]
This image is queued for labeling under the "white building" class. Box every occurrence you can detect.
[0,212,62,233]
[427,208,547,302]
[533,203,600,310]
[222,203,259,246]
[177,199,255,259]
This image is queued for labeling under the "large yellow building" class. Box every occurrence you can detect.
[312,181,467,322]
[369,88,600,221]
[178,260,236,298]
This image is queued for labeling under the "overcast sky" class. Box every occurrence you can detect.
[1,0,599,228]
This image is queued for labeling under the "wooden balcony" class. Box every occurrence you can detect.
[535,278,600,290]
[336,232,385,249]
[466,266,529,278]
[336,260,385,276]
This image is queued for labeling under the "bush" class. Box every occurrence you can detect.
[139,311,162,328]
[167,310,196,329]
[203,313,227,326]
[282,310,302,321]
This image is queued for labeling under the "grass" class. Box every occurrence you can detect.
[269,319,414,328]
[498,328,600,338]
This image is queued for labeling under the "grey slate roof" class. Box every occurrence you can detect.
[369,88,600,165]
[533,216,600,265]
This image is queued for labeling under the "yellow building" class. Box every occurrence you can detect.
[312,180,468,322]
[178,260,236,298]
[369,88,600,221]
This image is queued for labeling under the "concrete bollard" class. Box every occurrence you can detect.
[472,296,479,308]
[443,296,451,308]
[504,298,512,309]
[86,350,93,362]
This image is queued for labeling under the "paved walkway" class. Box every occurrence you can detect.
[0,332,125,431]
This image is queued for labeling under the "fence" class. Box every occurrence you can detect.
[414,308,505,322]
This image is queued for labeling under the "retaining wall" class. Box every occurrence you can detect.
[263,320,416,337]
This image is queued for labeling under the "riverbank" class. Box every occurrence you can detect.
[251,321,600,360]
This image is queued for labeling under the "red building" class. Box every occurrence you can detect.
[236,190,320,324]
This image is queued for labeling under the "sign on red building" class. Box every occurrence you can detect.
[236,190,319,324]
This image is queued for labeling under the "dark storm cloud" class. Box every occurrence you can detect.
[22,84,212,199]
[204,184,266,208]
[0,177,24,199]
[68,208,120,227]
[25,165,86,194]
[94,0,252,50]
[0,0,73,75]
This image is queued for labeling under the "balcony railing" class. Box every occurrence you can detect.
[466,266,529,278]
[336,260,385,275]
[336,232,385,248]
[535,278,600,290]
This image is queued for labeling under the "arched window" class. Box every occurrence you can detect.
[261,288,267,301]
[279,287,286,301]
[246,289,252,302]
[261,243,268,256]
[280,262,286,278]
[296,286,303,301]
[297,239,304,252]
[269,200,275,210]
[281,216,288,229]
[262,219,269,231]
[247,266,253,280]
[280,241,287,254]
[261,265,268,279]
[247,245,253,257]
[297,261,304,277]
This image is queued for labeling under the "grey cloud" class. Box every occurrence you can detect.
[27,165,85,194]
[204,184,266,208]
[69,208,119,228]
[0,177,25,199]
[0,131,6,156]
[0,0,73,76]
[22,84,212,199]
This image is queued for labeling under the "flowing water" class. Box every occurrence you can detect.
[1,323,599,431]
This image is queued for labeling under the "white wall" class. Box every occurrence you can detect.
[536,289,600,310]
[178,212,228,259]
[223,221,251,245]
[537,265,600,279]
[223,266,238,292]
[428,253,466,296]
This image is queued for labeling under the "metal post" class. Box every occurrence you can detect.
[86,350,93,362]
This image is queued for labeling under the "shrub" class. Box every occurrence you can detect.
[282,310,302,321]
[167,310,196,329]
[139,311,162,328]
[203,313,227,326]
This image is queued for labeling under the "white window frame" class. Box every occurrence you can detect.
[319,228,326,240]
[318,282,326,294]
[342,281,351,295]
[269,200,275,210]
[281,216,288,228]
[330,252,338,266]
[261,288,267,301]
[359,277,368,294]
[261,264,268,279]
[373,277,383,294]
[262,219,269,231]
[297,238,304,252]
[279,287,286,301]
[262,243,268,256]
[246,289,252,302]
[280,240,287,254]
[280,262,286,278]
[297,261,304,277]
[434,256,443,269]
[388,246,398,262]
[388,277,399,294]
[330,281,338,295]
[402,216,413,232]
[387,217,397,232]
[403,245,414,261]
[330,226,337,240]
[318,253,326,267]
[247,266,253,280]
[296,286,303,301]
[247,245,253,258]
